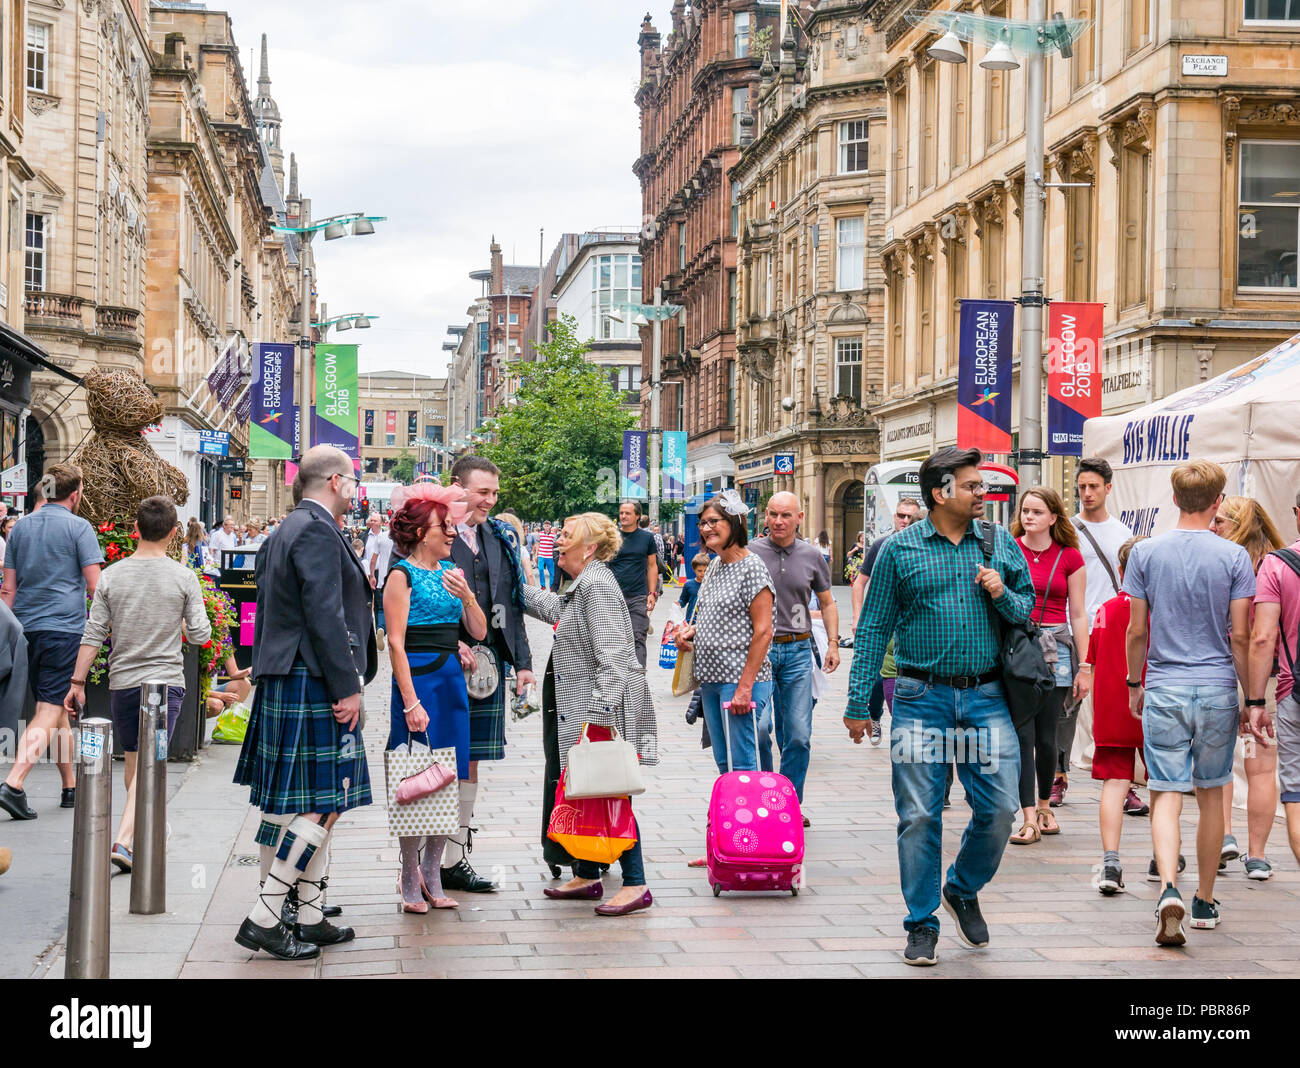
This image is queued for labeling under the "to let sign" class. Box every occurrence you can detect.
[1182,54,1227,76]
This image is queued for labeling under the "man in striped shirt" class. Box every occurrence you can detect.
[845,446,1032,967]
[536,521,557,587]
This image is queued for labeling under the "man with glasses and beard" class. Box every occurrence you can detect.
[845,447,1031,967]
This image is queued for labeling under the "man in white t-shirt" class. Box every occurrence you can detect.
[362,513,394,635]
[208,517,239,567]
[1066,456,1138,808]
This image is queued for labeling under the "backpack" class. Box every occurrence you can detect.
[1267,547,1300,675]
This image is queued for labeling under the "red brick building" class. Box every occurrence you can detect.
[633,2,781,497]
[482,237,538,418]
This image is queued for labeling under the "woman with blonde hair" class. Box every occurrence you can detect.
[1008,486,1092,843]
[1212,494,1285,878]
[522,511,658,916]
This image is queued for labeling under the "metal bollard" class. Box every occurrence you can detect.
[130,681,168,915]
[66,717,112,979]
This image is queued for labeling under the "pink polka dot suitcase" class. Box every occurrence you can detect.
[706,768,804,896]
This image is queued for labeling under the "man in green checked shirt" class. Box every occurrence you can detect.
[844,446,1034,967]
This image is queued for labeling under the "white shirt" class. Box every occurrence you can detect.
[209,527,239,559]
[364,530,394,585]
[1072,513,1133,628]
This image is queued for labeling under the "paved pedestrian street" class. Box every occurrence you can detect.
[20,591,1300,979]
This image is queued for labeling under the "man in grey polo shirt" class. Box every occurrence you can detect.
[750,492,840,817]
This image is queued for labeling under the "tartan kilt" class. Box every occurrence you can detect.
[234,663,372,815]
[468,647,507,762]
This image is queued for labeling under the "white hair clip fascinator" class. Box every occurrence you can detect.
[717,488,749,516]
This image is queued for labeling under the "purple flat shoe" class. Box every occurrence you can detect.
[594,889,653,917]
[543,881,603,900]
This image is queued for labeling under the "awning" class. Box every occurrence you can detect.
[0,320,80,385]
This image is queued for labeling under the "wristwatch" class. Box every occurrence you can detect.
[1126,679,1142,688]
[1245,698,1267,708]
[70,678,86,687]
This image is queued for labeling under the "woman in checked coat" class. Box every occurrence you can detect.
[522,511,658,917]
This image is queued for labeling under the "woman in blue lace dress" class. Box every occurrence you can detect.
[385,483,487,913]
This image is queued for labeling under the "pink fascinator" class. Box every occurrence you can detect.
[396,482,470,526]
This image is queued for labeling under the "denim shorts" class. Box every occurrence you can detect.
[1142,684,1238,791]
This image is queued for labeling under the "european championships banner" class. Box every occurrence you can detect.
[1046,301,1104,457]
[956,299,1015,454]
[622,430,648,500]
[312,343,359,459]
[248,342,295,460]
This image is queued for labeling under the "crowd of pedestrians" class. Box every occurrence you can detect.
[4,437,1300,972]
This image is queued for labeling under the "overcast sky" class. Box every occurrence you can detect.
[213,0,648,377]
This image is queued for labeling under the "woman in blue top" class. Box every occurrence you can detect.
[384,483,487,913]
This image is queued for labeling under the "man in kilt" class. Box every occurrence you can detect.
[233,446,377,960]
[446,455,535,892]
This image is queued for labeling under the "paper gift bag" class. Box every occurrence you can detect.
[384,744,460,838]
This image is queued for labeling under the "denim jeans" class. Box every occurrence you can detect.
[889,676,1021,933]
[701,680,773,774]
[767,639,816,800]
[537,556,554,587]
[1142,684,1238,791]
[573,817,645,886]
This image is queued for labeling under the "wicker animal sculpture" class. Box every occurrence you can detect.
[69,369,188,525]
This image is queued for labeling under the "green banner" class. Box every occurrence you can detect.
[312,343,359,458]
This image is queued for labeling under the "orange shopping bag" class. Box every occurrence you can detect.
[546,769,637,865]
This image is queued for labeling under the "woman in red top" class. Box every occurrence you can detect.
[1008,487,1092,844]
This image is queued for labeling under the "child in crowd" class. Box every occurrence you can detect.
[678,552,709,621]
[1089,535,1148,895]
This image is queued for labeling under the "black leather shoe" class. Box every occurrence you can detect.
[60,788,75,809]
[233,918,321,960]
[0,783,37,821]
[441,858,498,893]
[293,920,355,945]
[282,883,344,925]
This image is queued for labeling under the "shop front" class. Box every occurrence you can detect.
[0,321,78,513]
[735,453,777,537]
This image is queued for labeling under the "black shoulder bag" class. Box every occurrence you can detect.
[980,521,1057,727]
[1267,548,1300,677]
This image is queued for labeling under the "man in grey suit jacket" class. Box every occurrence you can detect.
[232,445,376,961]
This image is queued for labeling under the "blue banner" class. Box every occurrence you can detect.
[621,430,648,500]
[956,299,1015,454]
[662,431,687,500]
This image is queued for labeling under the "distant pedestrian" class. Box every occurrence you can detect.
[0,464,103,821]
[232,445,376,961]
[1245,486,1300,876]
[63,496,210,870]
[209,516,238,565]
[611,501,659,668]
[536,521,557,588]
[751,492,840,813]
[363,513,394,634]
[184,519,207,569]
[845,447,1030,967]
[1124,460,1255,946]
[1212,494,1284,876]
[678,552,709,620]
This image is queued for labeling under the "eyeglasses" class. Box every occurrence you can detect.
[698,518,724,530]
[957,481,987,495]
[333,472,359,486]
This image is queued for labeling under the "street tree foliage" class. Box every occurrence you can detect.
[390,449,416,484]
[480,314,636,520]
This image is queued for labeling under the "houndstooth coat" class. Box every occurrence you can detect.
[521,560,658,770]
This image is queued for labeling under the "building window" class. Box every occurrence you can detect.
[592,252,641,338]
[727,269,737,329]
[835,216,864,292]
[1119,145,1150,308]
[1127,0,1152,53]
[26,22,48,93]
[920,61,938,189]
[730,180,740,236]
[726,360,736,425]
[917,251,935,380]
[496,313,503,325]
[732,86,748,143]
[1245,0,1300,19]
[982,208,1004,299]
[734,10,751,56]
[888,261,905,388]
[363,409,374,446]
[950,60,969,172]
[678,221,686,270]
[1065,182,1095,300]
[889,79,908,210]
[1072,0,1096,90]
[1237,141,1300,289]
[407,411,418,445]
[509,312,518,325]
[834,337,863,401]
[24,213,45,291]
[945,231,967,380]
[838,120,869,174]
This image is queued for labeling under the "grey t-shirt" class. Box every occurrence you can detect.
[692,552,775,684]
[1120,528,1256,688]
[81,555,212,690]
[748,536,831,636]
[5,503,103,633]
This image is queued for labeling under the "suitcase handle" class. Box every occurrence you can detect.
[720,698,761,774]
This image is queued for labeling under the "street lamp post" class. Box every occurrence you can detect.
[610,290,683,526]
[912,8,1087,489]
[272,213,386,456]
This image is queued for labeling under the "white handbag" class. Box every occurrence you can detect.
[564,726,645,799]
